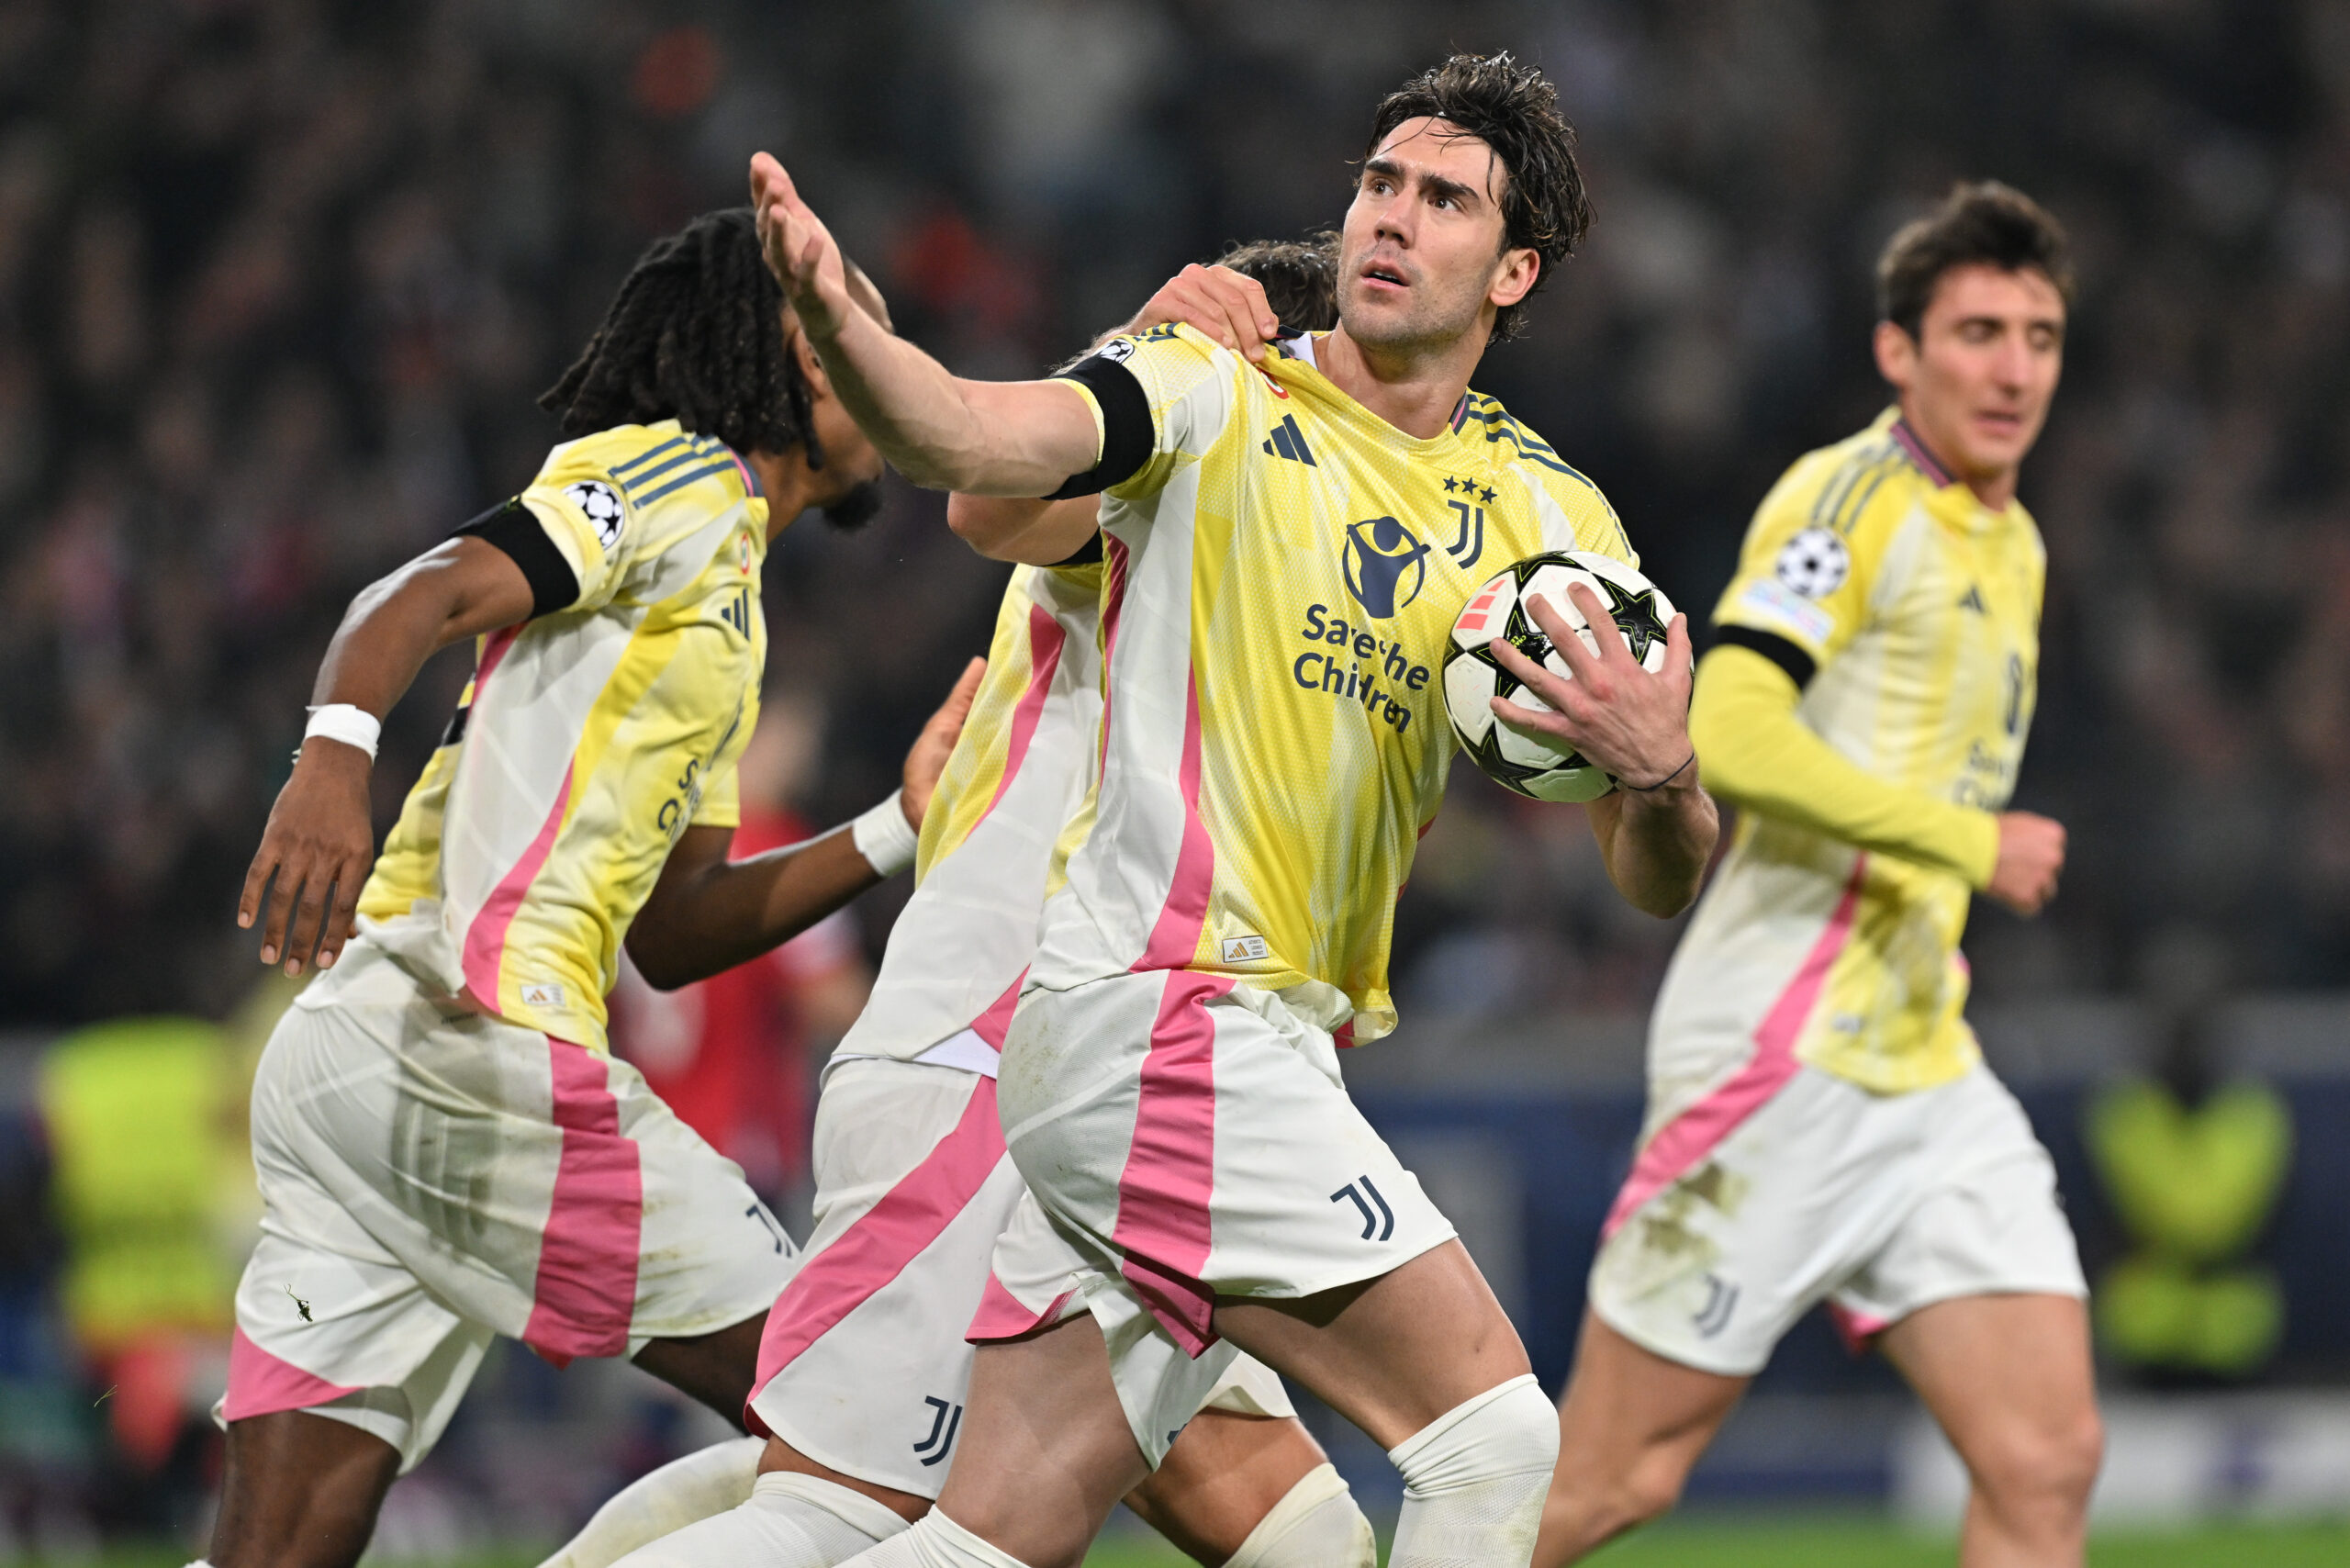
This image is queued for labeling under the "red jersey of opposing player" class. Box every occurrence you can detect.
[608,805,869,1200]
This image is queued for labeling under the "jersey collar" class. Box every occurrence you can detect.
[1271,333,1481,462]
[1887,411,1957,489]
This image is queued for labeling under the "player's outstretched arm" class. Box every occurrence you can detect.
[626,657,985,989]
[943,263,1282,561]
[1491,586,1718,916]
[750,152,1098,498]
[239,538,536,976]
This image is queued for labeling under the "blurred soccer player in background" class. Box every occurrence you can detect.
[1539,184,2102,1568]
[545,238,1381,1568]
[754,51,1717,1568]
[207,208,979,1568]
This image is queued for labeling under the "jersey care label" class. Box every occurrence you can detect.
[1220,935,1270,963]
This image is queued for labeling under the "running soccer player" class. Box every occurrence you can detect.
[1537,184,2099,1568]
[544,238,1373,1568]
[753,53,1719,1568]
[207,209,980,1568]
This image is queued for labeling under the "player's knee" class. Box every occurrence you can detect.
[1968,1407,2104,1520]
[1386,1377,1560,1566]
[1615,1446,1693,1529]
[1225,1462,1375,1568]
[1391,1374,1560,1499]
[1544,1444,1685,1546]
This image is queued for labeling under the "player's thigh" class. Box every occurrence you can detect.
[1879,1293,2101,1494]
[632,1309,765,1423]
[1125,1409,1326,1565]
[1214,1237,1529,1450]
[932,1314,1153,1568]
[1553,1308,1746,1490]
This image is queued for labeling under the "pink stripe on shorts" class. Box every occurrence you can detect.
[522,1040,643,1365]
[750,1077,1007,1417]
[1109,971,1231,1357]
[1603,857,1867,1240]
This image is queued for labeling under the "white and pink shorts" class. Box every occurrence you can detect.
[975,970,1456,1460]
[746,1054,1292,1492]
[1590,1059,2085,1377]
[222,937,791,1471]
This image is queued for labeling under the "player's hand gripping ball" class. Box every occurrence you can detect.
[1442,551,1678,801]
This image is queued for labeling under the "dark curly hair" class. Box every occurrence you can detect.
[1217,231,1341,333]
[540,207,822,465]
[1365,52,1592,343]
[1878,182,2076,339]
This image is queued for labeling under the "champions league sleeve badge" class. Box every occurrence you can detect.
[1774,526,1851,599]
[565,480,626,549]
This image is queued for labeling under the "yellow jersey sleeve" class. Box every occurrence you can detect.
[1690,644,2000,886]
[1711,442,1908,676]
[1053,324,1241,501]
[513,426,753,613]
[515,452,636,613]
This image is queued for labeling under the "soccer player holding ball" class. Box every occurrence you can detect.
[753,52,1717,1568]
[209,211,983,1568]
[1536,185,2100,1568]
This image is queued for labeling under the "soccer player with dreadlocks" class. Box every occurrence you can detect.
[206,208,981,1568]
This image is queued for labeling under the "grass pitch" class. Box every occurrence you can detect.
[91,1515,2350,1565]
[1074,1512,2350,1565]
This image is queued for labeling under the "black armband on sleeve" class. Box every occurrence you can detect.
[453,498,580,619]
[1047,531,1105,567]
[1713,623,1818,689]
[1042,354,1153,500]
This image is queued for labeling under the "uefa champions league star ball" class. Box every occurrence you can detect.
[1442,551,1677,802]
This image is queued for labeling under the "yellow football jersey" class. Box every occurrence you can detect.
[1653,409,2045,1094]
[830,561,1106,1071]
[357,420,769,1051]
[1030,325,1635,1045]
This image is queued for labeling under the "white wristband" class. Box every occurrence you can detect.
[850,790,919,878]
[303,703,381,761]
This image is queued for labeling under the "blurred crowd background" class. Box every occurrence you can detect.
[2,0,2348,1554]
[5,0,2348,1025]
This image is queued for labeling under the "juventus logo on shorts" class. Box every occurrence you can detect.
[1693,1273,1740,1338]
[1330,1175,1395,1242]
[744,1203,789,1256]
[914,1395,963,1466]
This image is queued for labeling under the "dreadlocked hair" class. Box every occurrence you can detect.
[540,207,820,464]
[1217,231,1341,333]
[1366,51,1592,342]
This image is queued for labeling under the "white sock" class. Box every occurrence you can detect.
[540,1438,767,1568]
[610,1472,909,1568]
[1224,1462,1376,1568]
[1385,1374,1560,1568]
[832,1508,1033,1568]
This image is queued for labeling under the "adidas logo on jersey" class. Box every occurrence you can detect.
[1261,414,1315,465]
[1957,585,1987,613]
